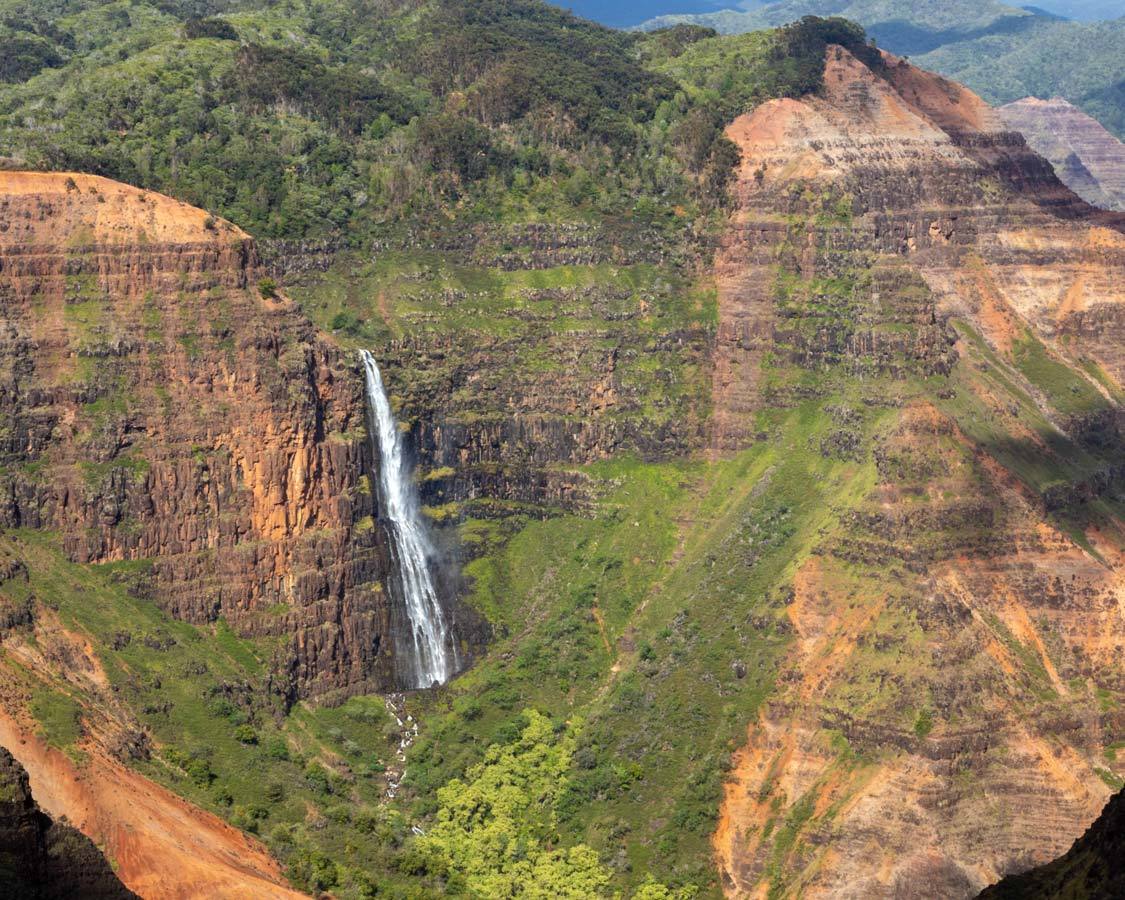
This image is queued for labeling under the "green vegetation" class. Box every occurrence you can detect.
[1011,331,1107,417]
[646,16,883,122]
[417,710,641,897]
[0,531,420,897]
[1,2,1122,898]
[639,1,1125,136]
[0,1,877,241]
[29,688,83,750]
[935,318,1123,542]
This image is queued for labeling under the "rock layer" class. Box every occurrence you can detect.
[1000,97,1125,213]
[712,48,1125,899]
[977,787,1125,898]
[0,172,417,700]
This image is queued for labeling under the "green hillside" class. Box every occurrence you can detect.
[639,1,1125,136]
[0,0,721,241]
[0,4,892,896]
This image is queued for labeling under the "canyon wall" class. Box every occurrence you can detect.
[977,786,1125,898]
[299,221,715,518]
[1000,97,1125,213]
[0,172,411,701]
[712,48,1125,898]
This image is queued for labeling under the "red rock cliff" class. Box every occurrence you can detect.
[0,172,395,700]
[711,49,1125,898]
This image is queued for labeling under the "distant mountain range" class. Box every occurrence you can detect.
[637,0,1125,137]
[1029,0,1125,20]
[564,0,1121,28]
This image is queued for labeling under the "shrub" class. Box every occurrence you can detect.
[264,736,290,760]
[234,724,258,744]
[184,17,239,41]
[304,762,332,795]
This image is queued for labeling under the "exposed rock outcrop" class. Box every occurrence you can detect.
[976,787,1125,898]
[711,47,1125,899]
[0,172,457,700]
[1000,97,1125,212]
[0,745,137,899]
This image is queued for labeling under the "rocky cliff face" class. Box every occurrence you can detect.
[0,745,137,899]
[1000,97,1125,213]
[0,172,426,701]
[711,48,1125,898]
[977,787,1125,898]
[293,222,714,520]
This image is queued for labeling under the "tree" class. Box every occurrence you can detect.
[417,710,678,897]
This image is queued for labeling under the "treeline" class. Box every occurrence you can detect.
[0,0,878,240]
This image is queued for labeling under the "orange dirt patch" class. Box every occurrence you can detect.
[1056,274,1088,322]
[881,52,1001,133]
[0,171,247,246]
[0,714,307,900]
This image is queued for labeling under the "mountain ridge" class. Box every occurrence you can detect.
[1000,96,1125,211]
[638,2,1125,137]
[0,3,1122,898]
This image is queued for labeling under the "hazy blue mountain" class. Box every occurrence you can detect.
[1022,0,1125,20]
[559,0,727,28]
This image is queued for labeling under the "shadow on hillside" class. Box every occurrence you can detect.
[870,12,1047,56]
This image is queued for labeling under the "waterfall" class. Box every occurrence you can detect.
[360,350,458,689]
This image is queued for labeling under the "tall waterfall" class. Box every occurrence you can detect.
[360,350,458,689]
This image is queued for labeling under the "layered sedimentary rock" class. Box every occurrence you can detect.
[0,745,137,899]
[712,48,1125,898]
[308,221,713,516]
[1000,97,1125,213]
[0,172,411,700]
[977,787,1125,898]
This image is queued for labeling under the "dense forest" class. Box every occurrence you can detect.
[0,0,875,240]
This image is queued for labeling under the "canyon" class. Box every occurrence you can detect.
[1000,97,1125,213]
[0,172,482,703]
[0,12,1121,900]
[709,47,1125,898]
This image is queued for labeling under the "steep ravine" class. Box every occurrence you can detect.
[0,44,1122,900]
[0,172,479,895]
[1000,97,1125,213]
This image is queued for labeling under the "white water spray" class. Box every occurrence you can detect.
[360,350,458,688]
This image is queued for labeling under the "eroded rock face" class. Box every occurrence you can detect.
[0,745,138,899]
[1000,97,1125,213]
[313,222,713,517]
[977,787,1125,898]
[711,48,1125,899]
[0,172,402,700]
